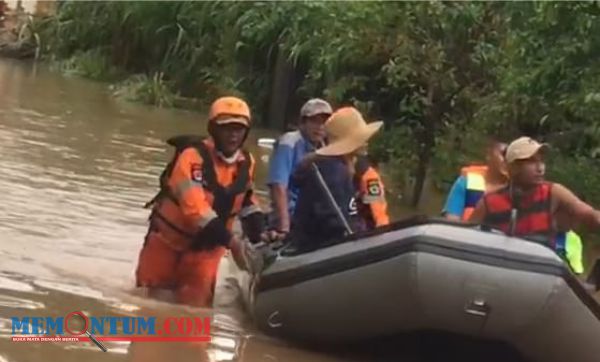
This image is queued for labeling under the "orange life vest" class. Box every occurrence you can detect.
[145,135,254,251]
[482,182,554,243]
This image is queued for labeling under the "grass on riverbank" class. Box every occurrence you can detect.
[111,73,176,108]
[49,51,205,111]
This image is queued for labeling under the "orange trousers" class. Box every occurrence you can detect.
[135,231,226,307]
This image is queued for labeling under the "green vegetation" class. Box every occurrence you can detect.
[27,1,600,212]
[112,73,176,108]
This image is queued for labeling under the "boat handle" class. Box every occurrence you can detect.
[267,311,283,328]
[464,299,489,317]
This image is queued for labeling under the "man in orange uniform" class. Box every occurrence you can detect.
[136,96,266,307]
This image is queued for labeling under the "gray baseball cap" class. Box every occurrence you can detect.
[300,98,333,118]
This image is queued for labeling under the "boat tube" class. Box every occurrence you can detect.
[242,217,600,362]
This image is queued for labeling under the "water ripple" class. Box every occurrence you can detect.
[0,295,44,310]
[0,276,35,293]
[32,281,104,300]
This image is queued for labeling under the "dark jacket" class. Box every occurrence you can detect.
[289,156,364,251]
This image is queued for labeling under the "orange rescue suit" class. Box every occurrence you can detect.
[136,135,261,307]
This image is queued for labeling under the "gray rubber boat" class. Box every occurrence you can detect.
[242,217,600,362]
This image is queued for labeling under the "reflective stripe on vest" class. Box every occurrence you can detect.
[483,182,553,242]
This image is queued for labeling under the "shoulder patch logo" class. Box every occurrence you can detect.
[366,179,382,196]
[191,164,203,182]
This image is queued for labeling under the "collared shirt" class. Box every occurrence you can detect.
[267,130,318,216]
[442,175,468,217]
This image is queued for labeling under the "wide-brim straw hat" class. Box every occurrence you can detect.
[316,107,383,156]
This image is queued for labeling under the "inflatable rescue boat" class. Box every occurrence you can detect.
[242,217,600,362]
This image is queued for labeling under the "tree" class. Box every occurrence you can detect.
[287,2,503,206]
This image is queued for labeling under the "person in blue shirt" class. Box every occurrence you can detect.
[267,98,333,239]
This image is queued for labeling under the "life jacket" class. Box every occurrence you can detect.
[460,165,487,221]
[555,230,585,275]
[144,135,252,251]
[482,182,554,245]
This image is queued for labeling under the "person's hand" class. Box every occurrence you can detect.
[261,229,288,243]
[230,236,265,275]
[297,152,318,170]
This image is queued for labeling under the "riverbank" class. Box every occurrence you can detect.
[0,9,37,59]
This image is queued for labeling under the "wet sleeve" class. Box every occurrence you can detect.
[267,142,294,187]
[442,176,467,217]
[169,148,218,229]
[359,167,389,227]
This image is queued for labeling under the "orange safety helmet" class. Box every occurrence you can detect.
[208,96,251,128]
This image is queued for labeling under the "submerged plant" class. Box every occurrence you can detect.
[112,72,176,108]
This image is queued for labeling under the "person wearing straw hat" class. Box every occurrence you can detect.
[288,107,388,251]
[469,136,600,249]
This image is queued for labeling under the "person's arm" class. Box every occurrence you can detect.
[170,148,231,250]
[553,183,600,231]
[270,185,290,231]
[267,142,295,233]
[170,148,219,230]
[358,166,389,227]
[467,198,487,225]
[442,176,467,222]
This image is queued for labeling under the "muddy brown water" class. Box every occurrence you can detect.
[0,58,597,362]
